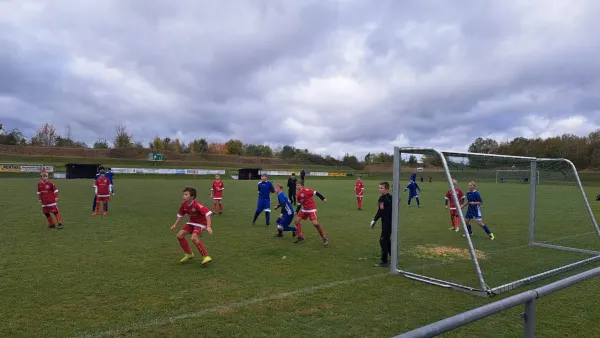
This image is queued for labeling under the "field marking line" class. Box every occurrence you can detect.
[77,231,599,337]
[76,272,389,338]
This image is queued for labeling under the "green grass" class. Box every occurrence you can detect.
[2,177,600,337]
[0,154,355,173]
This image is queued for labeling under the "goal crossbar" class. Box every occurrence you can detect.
[391,147,600,297]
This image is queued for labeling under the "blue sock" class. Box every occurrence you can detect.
[467,224,472,234]
[105,201,108,211]
[92,195,97,211]
[282,225,296,231]
[482,224,491,234]
[408,197,412,205]
[416,197,420,206]
[253,211,260,223]
[265,212,270,225]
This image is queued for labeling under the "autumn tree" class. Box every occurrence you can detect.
[208,142,227,154]
[114,124,133,148]
[225,139,244,155]
[150,136,163,151]
[31,123,57,146]
[173,138,183,152]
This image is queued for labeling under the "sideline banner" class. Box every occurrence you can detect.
[111,167,225,175]
[0,164,54,173]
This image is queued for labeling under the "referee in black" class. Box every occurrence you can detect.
[370,181,393,267]
[287,173,298,205]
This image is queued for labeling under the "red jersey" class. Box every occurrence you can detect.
[37,180,58,206]
[94,177,112,197]
[297,187,318,212]
[211,180,224,197]
[445,188,465,210]
[177,200,212,227]
[355,180,364,196]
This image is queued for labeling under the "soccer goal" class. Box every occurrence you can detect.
[390,147,600,297]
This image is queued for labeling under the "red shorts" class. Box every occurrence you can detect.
[297,211,317,221]
[97,196,110,202]
[42,205,59,214]
[182,224,204,235]
[449,209,459,217]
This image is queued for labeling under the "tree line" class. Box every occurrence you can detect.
[468,132,600,169]
[0,122,366,168]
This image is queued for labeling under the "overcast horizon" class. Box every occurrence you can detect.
[2,0,600,159]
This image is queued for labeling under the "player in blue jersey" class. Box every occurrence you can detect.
[272,184,297,238]
[461,181,495,240]
[92,165,109,212]
[252,174,275,226]
[404,180,421,207]
[409,172,417,182]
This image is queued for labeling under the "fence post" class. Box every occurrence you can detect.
[522,298,536,337]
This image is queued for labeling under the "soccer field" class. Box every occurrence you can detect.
[2,177,600,337]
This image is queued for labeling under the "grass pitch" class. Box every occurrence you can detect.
[1,177,600,337]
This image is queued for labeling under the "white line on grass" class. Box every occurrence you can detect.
[77,230,599,337]
[76,272,390,337]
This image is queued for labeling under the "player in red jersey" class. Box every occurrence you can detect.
[210,174,224,215]
[171,187,213,265]
[445,179,465,232]
[92,170,113,216]
[294,181,328,245]
[354,175,365,210]
[37,170,63,229]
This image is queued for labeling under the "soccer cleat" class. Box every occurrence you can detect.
[47,224,55,228]
[180,253,194,263]
[274,233,284,238]
[91,212,99,216]
[448,227,454,231]
[201,256,212,265]
[57,224,63,229]
[489,233,495,240]
[103,212,107,216]
[323,237,329,246]
[294,237,304,243]
[375,262,389,268]
[454,228,459,232]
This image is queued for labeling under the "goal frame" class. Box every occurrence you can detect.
[495,169,540,184]
[390,147,600,297]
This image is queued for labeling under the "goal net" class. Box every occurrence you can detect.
[390,147,600,297]
[495,169,539,184]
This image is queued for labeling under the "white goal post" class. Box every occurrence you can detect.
[390,147,600,298]
[495,169,540,184]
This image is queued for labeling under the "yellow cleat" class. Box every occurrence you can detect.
[490,233,495,240]
[180,253,194,263]
[201,256,212,265]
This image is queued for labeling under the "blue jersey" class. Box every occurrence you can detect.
[277,192,294,217]
[105,172,114,183]
[465,190,483,214]
[404,181,420,193]
[257,180,275,199]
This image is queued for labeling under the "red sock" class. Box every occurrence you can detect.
[454,216,461,228]
[358,198,363,208]
[314,223,326,238]
[54,213,62,224]
[213,202,216,212]
[219,203,223,212]
[95,201,101,213]
[194,240,208,256]
[178,237,192,254]
[295,221,303,238]
[46,215,55,225]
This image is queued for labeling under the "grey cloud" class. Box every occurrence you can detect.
[1,0,600,158]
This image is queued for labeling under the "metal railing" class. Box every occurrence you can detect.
[394,266,600,337]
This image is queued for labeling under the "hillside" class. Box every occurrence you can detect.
[0,145,356,172]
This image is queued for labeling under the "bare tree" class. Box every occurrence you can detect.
[113,124,133,148]
[32,123,57,146]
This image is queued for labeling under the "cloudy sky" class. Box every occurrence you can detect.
[2,0,600,159]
